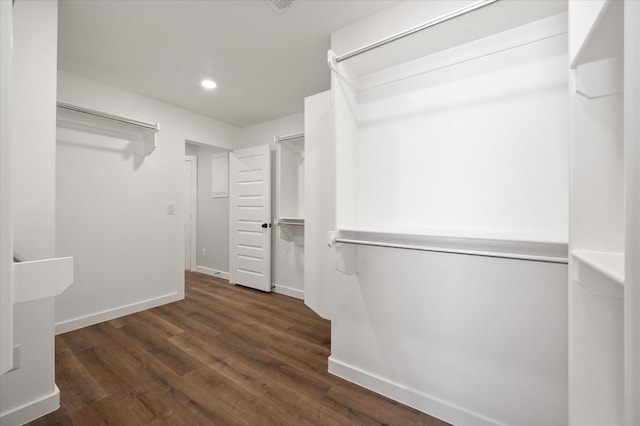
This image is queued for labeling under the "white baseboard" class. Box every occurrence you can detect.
[272,283,304,300]
[0,385,60,426]
[194,266,230,281]
[328,357,506,426]
[55,292,182,335]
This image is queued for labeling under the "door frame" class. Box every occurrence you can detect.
[178,138,232,295]
[184,155,197,272]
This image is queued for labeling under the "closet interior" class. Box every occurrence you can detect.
[272,133,305,298]
[275,133,305,227]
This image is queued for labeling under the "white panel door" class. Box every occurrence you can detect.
[229,145,271,291]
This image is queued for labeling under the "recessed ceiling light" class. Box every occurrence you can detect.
[201,79,217,90]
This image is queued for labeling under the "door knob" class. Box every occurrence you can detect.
[261,223,271,229]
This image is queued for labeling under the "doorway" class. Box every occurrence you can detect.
[183,141,231,278]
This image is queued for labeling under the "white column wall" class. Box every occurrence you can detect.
[0,1,61,424]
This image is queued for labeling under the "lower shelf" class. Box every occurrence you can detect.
[572,249,624,298]
[277,217,304,226]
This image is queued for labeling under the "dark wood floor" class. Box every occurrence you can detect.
[29,272,449,425]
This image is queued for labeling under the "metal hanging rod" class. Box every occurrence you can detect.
[334,0,501,64]
[334,237,569,265]
[57,101,158,132]
[275,132,304,143]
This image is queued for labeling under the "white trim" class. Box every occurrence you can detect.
[184,155,198,272]
[176,134,186,300]
[272,283,304,300]
[0,385,60,426]
[13,257,74,303]
[55,292,181,335]
[194,265,230,281]
[328,356,507,426]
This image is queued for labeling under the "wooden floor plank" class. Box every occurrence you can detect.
[28,271,450,425]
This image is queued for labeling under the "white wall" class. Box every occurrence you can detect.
[239,113,305,299]
[54,71,240,334]
[323,2,569,425]
[11,1,58,261]
[0,1,61,424]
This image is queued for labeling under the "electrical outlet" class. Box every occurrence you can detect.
[202,248,206,256]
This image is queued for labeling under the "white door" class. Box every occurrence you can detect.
[229,145,271,291]
[184,155,197,271]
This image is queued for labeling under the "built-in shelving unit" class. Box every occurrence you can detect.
[331,2,569,252]
[56,101,159,156]
[568,1,629,424]
[275,133,304,226]
[330,228,568,275]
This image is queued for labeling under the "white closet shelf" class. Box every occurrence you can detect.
[13,256,74,303]
[277,217,304,226]
[573,250,624,296]
[570,0,623,69]
[275,133,304,152]
[56,102,159,156]
[333,228,568,264]
[337,226,568,244]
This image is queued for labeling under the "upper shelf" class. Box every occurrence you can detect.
[332,0,567,81]
[572,249,624,298]
[570,0,623,69]
[56,102,159,156]
[335,227,569,264]
[275,133,304,152]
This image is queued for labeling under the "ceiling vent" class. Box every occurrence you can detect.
[265,0,296,14]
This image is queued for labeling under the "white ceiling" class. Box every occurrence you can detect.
[57,0,399,127]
